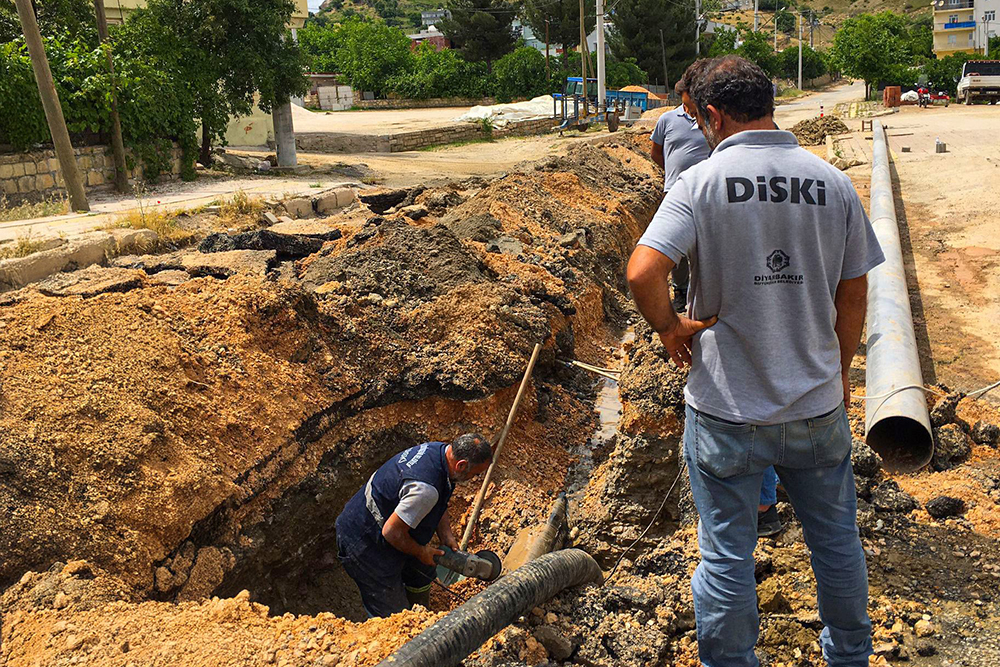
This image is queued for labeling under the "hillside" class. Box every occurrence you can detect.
[710,0,930,50]
[314,0,449,31]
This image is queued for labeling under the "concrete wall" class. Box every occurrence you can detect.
[296,116,557,154]
[0,145,183,201]
[356,97,497,110]
[223,106,275,147]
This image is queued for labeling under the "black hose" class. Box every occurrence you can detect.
[376,549,602,667]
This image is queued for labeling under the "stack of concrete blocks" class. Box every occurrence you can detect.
[317,85,355,111]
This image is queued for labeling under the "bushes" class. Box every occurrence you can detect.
[387,43,492,99]
[777,45,827,81]
[493,47,548,102]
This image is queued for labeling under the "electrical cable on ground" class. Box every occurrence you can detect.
[603,461,685,586]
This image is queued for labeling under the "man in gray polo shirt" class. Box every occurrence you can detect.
[650,60,712,312]
[628,55,883,666]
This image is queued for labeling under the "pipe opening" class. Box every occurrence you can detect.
[866,416,933,473]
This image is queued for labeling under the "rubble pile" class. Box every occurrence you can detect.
[790,116,851,146]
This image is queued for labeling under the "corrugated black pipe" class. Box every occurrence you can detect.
[376,549,602,667]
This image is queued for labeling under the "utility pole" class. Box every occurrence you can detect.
[660,28,669,95]
[596,0,606,110]
[695,0,701,55]
[14,0,89,211]
[985,17,991,57]
[93,0,128,193]
[774,6,780,51]
[809,13,814,47]
[579,0,588,118]
[754,0,758,31]
[797,11,803,91]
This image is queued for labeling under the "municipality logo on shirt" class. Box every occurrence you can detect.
[755,249,803,285]
[726,176,827,205]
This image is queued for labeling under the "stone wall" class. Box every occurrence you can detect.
[386,117,558,152]
[297,117,558,154]
[0,145,183,201]
[356,96,496,110]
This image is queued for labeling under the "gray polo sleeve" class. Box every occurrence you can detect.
[636,177,696,265]
[650,112,669,145]
[841,183,885,280]
[395,481,440,529]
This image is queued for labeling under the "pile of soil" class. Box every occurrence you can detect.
[0,133,666,666]
[790,115,851,146]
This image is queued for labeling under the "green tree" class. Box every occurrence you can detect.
[737,27,778,76]
[333,16,414,96]
[607,0,696,87]
[778,44,827,81]
[922,52,973,96]
[605,56,645,88]
[493,46,547,101]
[299,21,342,72]
[439,0,518,73]
[831,12,910,99]
[387,42,491,98]
[905,15,933,62]
[126,0,308,167]
[775,8,795,34]
[707,26,739,57]
[524,0,595,71]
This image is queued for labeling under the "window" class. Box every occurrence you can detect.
[950,13,959,21]
[949,33,958,43]
[986,10,996,21]
[969,31,975,42]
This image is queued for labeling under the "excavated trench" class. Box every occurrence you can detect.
[0,136,677,635]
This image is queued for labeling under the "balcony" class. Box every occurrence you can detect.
[932,0,975,9]
[937,20,977,29]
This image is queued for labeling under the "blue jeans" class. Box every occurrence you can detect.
[683,403,872,667]
[759,467,777,507]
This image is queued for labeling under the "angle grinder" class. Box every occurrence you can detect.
[434,546,502,582]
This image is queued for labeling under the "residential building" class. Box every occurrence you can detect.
[421,9,451,25]
[407,25,450,50]
[512,19,563,54]
[932,0,1000,57]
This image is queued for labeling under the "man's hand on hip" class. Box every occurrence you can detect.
[842,371,852,407]
[658,315,718,367]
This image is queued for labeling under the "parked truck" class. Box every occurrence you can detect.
[956,60,1000,105]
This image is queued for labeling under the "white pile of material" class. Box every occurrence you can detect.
[901,90,919,102]
[454,95,554,126]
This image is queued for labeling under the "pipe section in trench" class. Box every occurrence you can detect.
[864,121,933,472]
[376,549,602,667]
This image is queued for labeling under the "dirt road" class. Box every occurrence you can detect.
[873,104,1000,399]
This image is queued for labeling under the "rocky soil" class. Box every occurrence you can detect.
[3,128,1000,667]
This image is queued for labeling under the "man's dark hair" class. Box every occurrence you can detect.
[688,55,774,123]
[452,432,491,465]
[674,58,712,97]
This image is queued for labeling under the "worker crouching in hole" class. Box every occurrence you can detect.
[335,433,492,618]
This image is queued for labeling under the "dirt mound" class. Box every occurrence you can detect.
[790,115,850,146]
[0,136,663,648]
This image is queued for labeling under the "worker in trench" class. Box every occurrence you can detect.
[651,61,783,539]
[628,55,884,666]
[334,434,492,618]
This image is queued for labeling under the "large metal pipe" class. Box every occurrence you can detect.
[377,549,601,667]
[864,121,933,472]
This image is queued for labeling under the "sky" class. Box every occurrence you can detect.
[308,0,322,13]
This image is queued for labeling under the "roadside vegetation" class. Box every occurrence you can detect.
[0,194,68,223]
